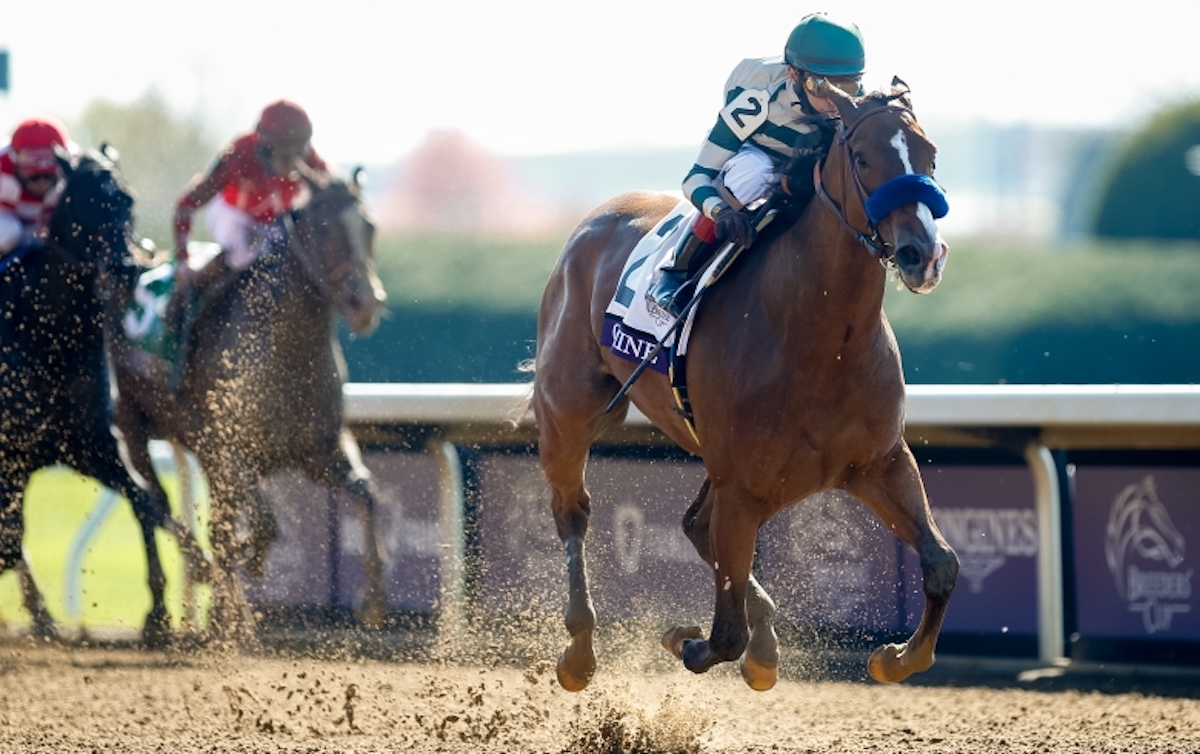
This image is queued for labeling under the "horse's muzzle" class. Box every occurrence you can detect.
[888,204,948,294]
[342,275,387,334]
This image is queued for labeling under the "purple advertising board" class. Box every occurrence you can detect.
[1072,467,1198,642]
[904,465,1039,636]
[243,450,443,613]
[471,453,712,622]
[757,491,904,631]
[241,469,337,606]
[754,465,1038,635]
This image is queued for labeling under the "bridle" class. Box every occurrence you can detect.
[814,102,947,265]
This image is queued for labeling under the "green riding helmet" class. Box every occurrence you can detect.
[784,13,865,77]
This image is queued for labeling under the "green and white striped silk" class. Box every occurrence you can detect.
[682,56,825,220]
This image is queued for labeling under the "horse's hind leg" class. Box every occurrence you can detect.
[239,486,278,580]
[843,440,959,683]
[665,478,779,690]
[15,555,57,641]
[533,375,625,692]
[82,445,174,648]
[1,480,56,639]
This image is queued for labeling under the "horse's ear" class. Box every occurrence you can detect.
[296,161,330,192]
[811,76,858,120]
[99,142,121,164]
[351,165,368,190]
[55,149,74,177]
[890,76,914,109]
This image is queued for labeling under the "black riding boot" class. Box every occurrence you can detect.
[646,230,710,316]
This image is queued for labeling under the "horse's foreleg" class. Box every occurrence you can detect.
[671,478,778,689]
[325,431,389,629]
[203,472,259,648]
[344,476,388,629]
[677,485,760,677]
[844,441,959,683]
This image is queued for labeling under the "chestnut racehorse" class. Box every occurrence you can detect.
[530,79,958,692]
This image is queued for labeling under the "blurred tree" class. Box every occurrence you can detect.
[72,89,218,247]
[377,129,563,238]
[1091,99,1200,240]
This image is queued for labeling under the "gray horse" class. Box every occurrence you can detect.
[111,170,389,638]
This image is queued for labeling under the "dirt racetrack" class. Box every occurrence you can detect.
[3,628,1200,754]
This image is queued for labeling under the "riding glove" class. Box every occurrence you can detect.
[713,206,756,248]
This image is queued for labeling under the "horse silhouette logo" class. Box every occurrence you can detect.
[1104,475,1192,634]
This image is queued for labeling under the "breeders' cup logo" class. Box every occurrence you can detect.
[1105,476,1192,634]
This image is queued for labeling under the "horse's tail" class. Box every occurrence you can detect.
[505,359,536,428]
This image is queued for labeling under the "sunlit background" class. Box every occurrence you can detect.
[2,0,1199,385]
[3,0,1200,642]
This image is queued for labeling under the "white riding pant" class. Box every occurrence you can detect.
[717,143,779,210]
[204,198,284,270]
[0,212,23,254]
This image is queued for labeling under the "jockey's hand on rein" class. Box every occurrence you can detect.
[714,206,756,248]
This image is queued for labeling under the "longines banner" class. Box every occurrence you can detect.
[904,465,1039,636]
[1073,467,1197,641]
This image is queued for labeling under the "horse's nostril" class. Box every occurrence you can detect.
[895,245,921,270]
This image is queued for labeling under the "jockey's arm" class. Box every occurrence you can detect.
[172,150,239,260]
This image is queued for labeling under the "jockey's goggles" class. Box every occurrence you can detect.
[14,148,59,174]
[803,73,864,98]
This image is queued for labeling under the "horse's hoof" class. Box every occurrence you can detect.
[681,639,718,674]
[141,609,172,650]
[556,634,595,692]
[868,642,924,684]
[661,625,704,660]
[359,596,388,630]
[186,551,215,586]
[29,616,59,644]
[244,550,267,580]
[739,655,777,691]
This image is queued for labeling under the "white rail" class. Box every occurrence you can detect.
[344,382,1200,429]
[342,382,1200,666]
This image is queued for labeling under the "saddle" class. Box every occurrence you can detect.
[603,201,781,441]
[122,241,224,362]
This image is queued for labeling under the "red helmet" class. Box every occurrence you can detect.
[11,117,69,175]
[256,100,312,142]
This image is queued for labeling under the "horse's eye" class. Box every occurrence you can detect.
[854,152,869,169]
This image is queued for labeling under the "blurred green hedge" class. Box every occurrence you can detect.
[341,234,1200,385]
[1091,99,1200,240]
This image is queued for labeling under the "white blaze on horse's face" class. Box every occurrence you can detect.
[337,204,386,333]
[889,129,941,243]
[884,126,947,294]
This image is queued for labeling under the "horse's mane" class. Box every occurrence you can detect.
[61,148,162,268]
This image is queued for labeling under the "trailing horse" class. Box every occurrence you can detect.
[111,169,389,639]
[0,148,198,645]
[531,79,958,691]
